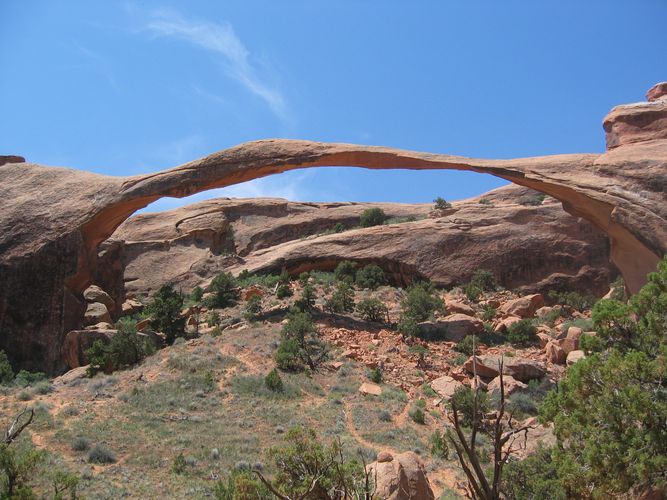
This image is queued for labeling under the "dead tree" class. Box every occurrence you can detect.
[4,408,34,445]
[446,356,533,499]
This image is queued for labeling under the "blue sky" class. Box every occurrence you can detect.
[1,1,665,211]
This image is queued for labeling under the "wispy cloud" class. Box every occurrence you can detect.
[141,8,290,123]
[73,44,119,89]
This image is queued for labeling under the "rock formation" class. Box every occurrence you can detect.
[1,84,665,373]
[99,184,612,301]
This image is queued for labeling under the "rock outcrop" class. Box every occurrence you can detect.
[100,184,612,301]
[368,451,435,500]
[1,84,666,373]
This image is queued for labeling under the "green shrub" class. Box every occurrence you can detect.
[481,304,496,321]
[332,222,345,233]
[433,197,452,210]
[518,193,546,206]
[368,367,382,384]
[214,470,272,499]
[190,286,204,303]
[172,453,187,474]
[325,282,355,313]
[275,284,292,299]
[206,311,221,326]
[355,264,386,289]
[409,406,425,424]
[561,318,593,332]
[547,290,596,312]
[421,383,437,398]
[243,295,262,321]
[462,269,497,301]
[276,312,327,371]
[71,437,90,452]
[455,335,477,356]
[86,318,154,376]
[507,392,539,417]
[397,315,420,337]
[462,283,482,302]
[609,276,626,301]
[430,429,449,459]
[333,260,357,283]
[0,350,13,384]
[470,269,497,291]
[506,319,537,347]
[294,284,316,312]
[298,272,310,286]
[264,368,284,393]
[32,380,52,395]
[409,344,429,367]
[401,282,443,322]
[359,207,386,227]
[264,427,372,498]
[501,447,566,500]
[579,333,605,353]
[13,370,46,388]
[206,272,238,308]
[356,298,387,323]
[274,339,302,372]
[146,284,185,344]
[450,386,489,427]
[87,444,116,464]
[0,440,44,498]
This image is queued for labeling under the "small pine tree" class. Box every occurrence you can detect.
[325,282,355,313]
[146,284,185,345]
[433,197,452,210]
[359,207,386,227]
[0,350,14,384]
[206,272,238,308]
[265,368,284,392]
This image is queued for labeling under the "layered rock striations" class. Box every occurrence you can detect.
[100,185,612,300]
[1,84,665,373]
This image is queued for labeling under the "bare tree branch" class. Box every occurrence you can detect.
[4,408,34,445]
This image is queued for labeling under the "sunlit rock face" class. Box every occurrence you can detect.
[1,84,665,373]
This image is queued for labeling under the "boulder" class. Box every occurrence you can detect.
[498,294,544,318]
[463,355,501,379]
[487,375,527,397]
[504,358,547,382]
[83,302,112,326]
[536,332,551,349]
[121,298,144,315]
[419,314,483,342]
[445,301,475,317]
[494,315,522,333]
[429,375,463,400]
[52,366,89,387]
[566,350,586,366]
[358,382,382,396]
[83,285,115,313]
[85,322,114,330]
[61,329,114,368]
[560,327,583,354]
[545,341,567,365]
[465,355,546,381]
[368,451,435,500]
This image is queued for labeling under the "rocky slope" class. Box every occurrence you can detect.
[100,184,613,302]
[1,83,665,373]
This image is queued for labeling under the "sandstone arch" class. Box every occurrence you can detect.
[1,83,665,373]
